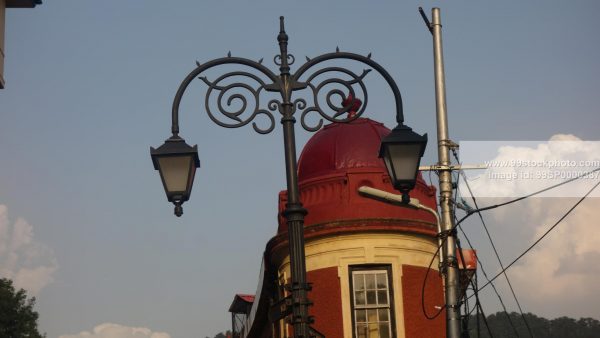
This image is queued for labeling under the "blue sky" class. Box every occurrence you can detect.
[1,1,599,337]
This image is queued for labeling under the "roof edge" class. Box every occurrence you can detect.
[6,0,42,8]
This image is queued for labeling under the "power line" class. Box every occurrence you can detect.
[421,163,600,331]
[455,167,600,229]
[453,169,520,337]
[456,222,521,337]
[472,178,600,297]
[453,150,533,338]
[420,153,599,330]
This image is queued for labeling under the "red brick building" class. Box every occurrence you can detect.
[229,116,448,338]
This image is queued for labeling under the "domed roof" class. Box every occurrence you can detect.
[274,110,437,239]
[298,118,390,182]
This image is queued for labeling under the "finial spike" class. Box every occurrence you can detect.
[336,46,340,53]
[367,52,372,59]
[280,16,285,32]
[227,51,231,57]
[306,56,311,61]
[258,57,263,64]
[195,60,201,67]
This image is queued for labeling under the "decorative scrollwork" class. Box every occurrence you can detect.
[274,53,296,66]
[199,71,276,134]
[298,67,371,132]
[292,98,307,114]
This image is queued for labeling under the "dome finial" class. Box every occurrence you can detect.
[342,94,362,118]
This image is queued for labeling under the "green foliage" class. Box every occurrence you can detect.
[204,331,231,338]
[467,312,600,338]
[0,278,45,338]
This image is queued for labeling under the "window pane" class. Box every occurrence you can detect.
[355,291,365,305]
[379,323,391,338]
[376,273,387,289]
[354,274,365,291]
[368,323,378,338]
[357,323,367,338]
[356,309,366,323]
[378,309,389,322]
[352,268,393,338]
[367,309,378,323]
[366,290,377,305]
[377,290,388,305]
[365,274,376,290]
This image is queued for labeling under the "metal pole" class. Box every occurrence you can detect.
[277,18,311,338]
[431,7,461,338]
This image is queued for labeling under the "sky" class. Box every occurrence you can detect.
[1,1,599,337]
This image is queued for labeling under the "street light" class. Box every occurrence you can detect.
[151,16,424,337]
[379,123,427,203]
[150,135,200,217]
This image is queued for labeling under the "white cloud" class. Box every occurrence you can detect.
[501,197,600,317]
[460,135,600,198]
[0,205,58,295]
[59,323,171,338]
[459,135,600,318]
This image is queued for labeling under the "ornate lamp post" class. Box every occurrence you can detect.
[151,17,425,337]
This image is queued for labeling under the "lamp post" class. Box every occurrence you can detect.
[151,17,425,337]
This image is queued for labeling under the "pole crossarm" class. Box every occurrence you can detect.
[419,164,487,171]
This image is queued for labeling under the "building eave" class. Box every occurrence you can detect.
[6,0,42,8]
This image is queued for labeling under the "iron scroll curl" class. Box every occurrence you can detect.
[291,51,405,131]
[170,57,280,137]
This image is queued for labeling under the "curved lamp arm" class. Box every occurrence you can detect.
[170,57,280,136]
[292,51,404,125]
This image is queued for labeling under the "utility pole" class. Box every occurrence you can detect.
[420,7,462,338]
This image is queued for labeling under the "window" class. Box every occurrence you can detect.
[350,266,395,338]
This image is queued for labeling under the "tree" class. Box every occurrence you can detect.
[468,312,600,338]
[0,278,45,338]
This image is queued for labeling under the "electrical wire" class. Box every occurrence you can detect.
[471,178,600,297]
[477,298,494,338]
[454,166,600,229]
[421,241,445,319]
[457,222,520,337]
[420,161,600,328]
[453,150,533,337]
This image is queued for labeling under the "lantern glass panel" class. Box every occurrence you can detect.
[384,144,421,181]
[158,155,193,193]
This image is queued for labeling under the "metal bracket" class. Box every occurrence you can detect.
[269,295,293,322]
[419,164,487,171]
[440,139,459,149]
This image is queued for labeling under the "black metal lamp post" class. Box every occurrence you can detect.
[379,124,427,203]
[151,17,424,337]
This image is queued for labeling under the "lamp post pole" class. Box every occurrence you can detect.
[151,17,422,338]
[431,8,461,338]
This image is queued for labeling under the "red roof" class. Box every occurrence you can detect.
[298,118,390,182]
[228,293,255,313]
[237,294,255,303]
[276,117,437,236]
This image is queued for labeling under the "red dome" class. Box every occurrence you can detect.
[298,118,390,182]
[276,117,437,238]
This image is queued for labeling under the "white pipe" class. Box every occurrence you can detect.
[358,186,443,260]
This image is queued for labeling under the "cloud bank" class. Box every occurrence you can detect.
[459,135,600,318]
[59,323,171,338]
[0,205,58,295]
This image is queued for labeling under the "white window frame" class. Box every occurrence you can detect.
[350,265,395,338]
